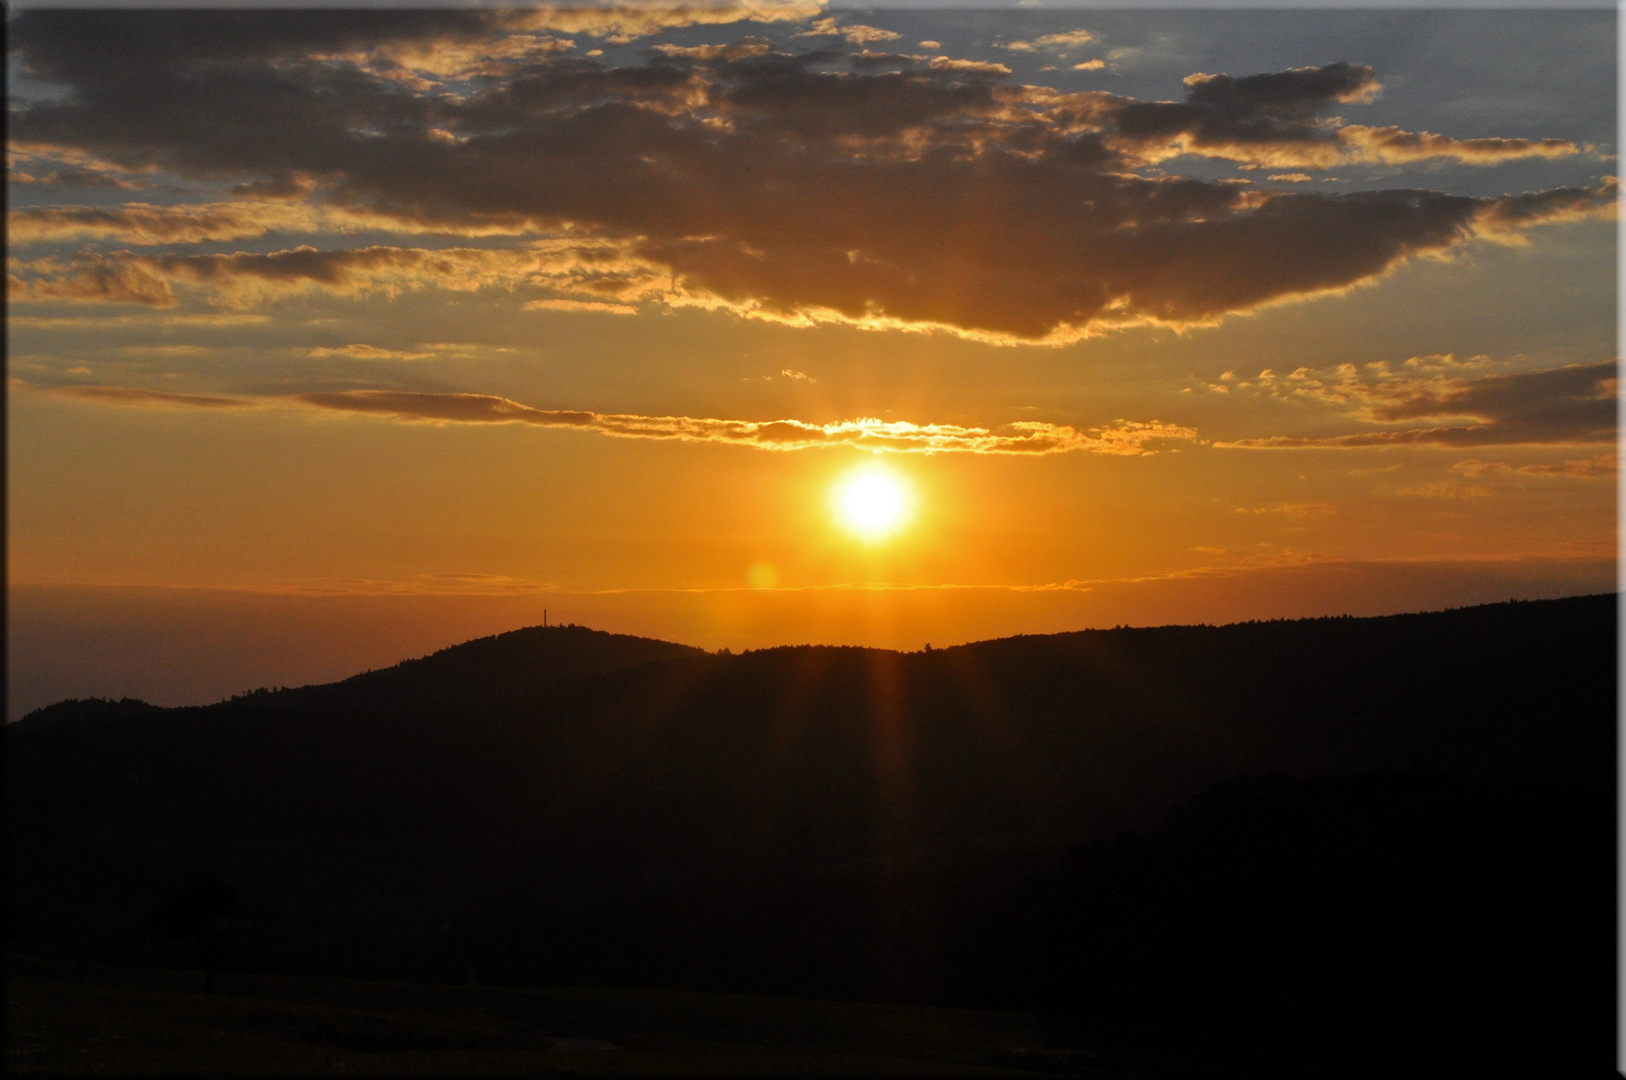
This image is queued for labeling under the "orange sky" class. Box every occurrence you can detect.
[6,6,1617,715]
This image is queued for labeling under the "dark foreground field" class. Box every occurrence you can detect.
[8,955,1136,1077]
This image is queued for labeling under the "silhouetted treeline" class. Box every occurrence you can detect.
[7,599,1615,1075]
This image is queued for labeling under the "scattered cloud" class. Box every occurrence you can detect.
[928,56,1012,75]
[797,17,900,45]
[1006,30,1095,52]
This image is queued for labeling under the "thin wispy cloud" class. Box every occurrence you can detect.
[1453,455,1617,479]
[1213,360,1616,449]
[24,380,1198,457]
[296,390,1199,455]
[36,384,260,410]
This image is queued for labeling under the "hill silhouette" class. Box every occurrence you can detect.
[8,597,1615,1076]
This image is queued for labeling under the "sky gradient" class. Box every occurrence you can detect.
[7,5,1617,716]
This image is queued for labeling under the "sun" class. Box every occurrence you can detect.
[832,464,913,541]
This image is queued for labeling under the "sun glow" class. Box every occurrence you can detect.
[833,464,913,541]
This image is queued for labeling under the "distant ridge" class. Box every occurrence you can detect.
[269,622,708,715]
[9,622,707,729]
[15,594,1611,727]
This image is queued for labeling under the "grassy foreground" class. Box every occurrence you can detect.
[6,956,1144,1077]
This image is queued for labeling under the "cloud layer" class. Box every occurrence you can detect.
[8,240,669,310]
[27,380,1197,456]
[299,391,1199,455]
[8,11,1613,342]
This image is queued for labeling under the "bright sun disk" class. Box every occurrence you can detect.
[833,465,912,541]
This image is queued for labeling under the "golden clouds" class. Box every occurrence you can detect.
[1338,125,1584,166]
[9,201,331,246]
[1471,180,1619,242]
[7,197,552,246]
[510,3,823,46]
[796,18,899,46]
[927,57,1012,76]
[9,258,177,306]
[1006,30,1095,52]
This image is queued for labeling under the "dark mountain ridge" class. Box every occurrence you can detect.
[8,596,1616,1075]
[11,596,1613,881]
[287,621,708,713]
[11,623,705,732]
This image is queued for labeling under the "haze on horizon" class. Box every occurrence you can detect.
[6,4,1617,716]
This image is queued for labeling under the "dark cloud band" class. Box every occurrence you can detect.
[8,12,1612,342]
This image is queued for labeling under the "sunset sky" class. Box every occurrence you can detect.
[7,4,1617,715]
